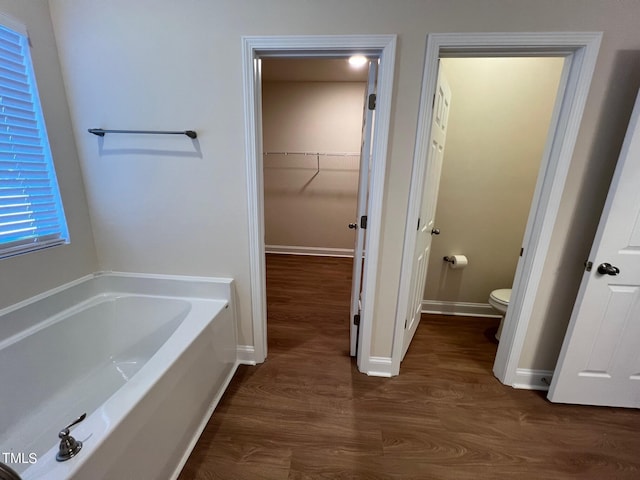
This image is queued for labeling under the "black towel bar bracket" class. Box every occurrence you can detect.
[88,128,197,139]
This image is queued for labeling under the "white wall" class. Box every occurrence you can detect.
[424,58,564,304]
[262,81,365,251]
[48,0,640,371]
[0,1,97,310]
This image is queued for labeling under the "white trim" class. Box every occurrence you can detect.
[392,32,602,379]
[242,38,268,364]
[242,35,396,373]
[492,33,601,386]
[513,368,553,391]
[237,345,257,365]
[422,300,502,318]
[265,245,354,257]
[366,356,393,377]
[355,36,396,375]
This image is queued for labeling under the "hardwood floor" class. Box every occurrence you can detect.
[179,254,640,479]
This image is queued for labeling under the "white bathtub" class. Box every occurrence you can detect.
[0,272,239,479]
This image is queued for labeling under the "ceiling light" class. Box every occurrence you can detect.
[348,55,368,68]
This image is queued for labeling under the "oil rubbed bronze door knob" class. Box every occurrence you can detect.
[597,263,620,276]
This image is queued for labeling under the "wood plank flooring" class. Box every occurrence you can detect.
[179,254,640,480]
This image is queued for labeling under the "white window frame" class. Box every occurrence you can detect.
[0,14,69,260]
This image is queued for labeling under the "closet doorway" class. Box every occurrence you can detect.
[262,57,373,359]
[242,34,396,374]
[261,58,368,259]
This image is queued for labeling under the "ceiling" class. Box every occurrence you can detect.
[261,58,369,82]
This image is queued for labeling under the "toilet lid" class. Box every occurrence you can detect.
[490,288,511,306]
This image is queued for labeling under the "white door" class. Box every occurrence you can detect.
[402,65,452,359]
[549,90,640,408]
[350,60,377,356]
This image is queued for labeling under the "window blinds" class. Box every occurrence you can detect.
[0,23,69,259]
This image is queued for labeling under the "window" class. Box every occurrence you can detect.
[0,17,69,259]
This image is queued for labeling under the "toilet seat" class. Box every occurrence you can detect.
[489,288,511,341]
[489,288,511,307]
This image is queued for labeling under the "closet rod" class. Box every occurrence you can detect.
[263,151,359,157]
[88,128,197,139]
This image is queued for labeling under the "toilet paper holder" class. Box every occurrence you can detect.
[443,255,469,270]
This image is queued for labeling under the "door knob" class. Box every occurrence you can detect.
[597,263,620,276]
[348,223,358,229]
[431,228,440,235]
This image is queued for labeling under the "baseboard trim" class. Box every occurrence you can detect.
[513,368,553,391]
[422,300,502,318]
[366,356,393,377]
[265,245,354,257]
[237,345,257,365]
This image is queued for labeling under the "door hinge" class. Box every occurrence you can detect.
[432,94,435,108]
[360,215,368,229]
[368,93,376,110]
[585,260,593,272]
[404,318,408,329]
[520,247,524,257]
[417,217,420,230]
[354,314,361,326]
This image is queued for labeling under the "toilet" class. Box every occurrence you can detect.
[488,288,511,340]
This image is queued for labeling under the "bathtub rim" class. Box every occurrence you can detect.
[0,292,195,352]
[0,270,235,316]
[0,270,236,346]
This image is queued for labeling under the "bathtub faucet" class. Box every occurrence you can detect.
[56,413,86,462]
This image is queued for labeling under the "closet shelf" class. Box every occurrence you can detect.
[263,151,360,176]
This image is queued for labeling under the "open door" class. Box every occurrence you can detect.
[350,60,377,356]
[549,89,640,408]
[401,65,451,360]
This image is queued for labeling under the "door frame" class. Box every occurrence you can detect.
[241,35,396,373]
[392,32,602,382]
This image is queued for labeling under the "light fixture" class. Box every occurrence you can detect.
[348,55,368,68]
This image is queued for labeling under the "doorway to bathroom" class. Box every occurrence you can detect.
[421,56,565,335]
[398,56,566,392]
[400,54,567,368]
[393,32,602,384]
[399,55,565,369]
